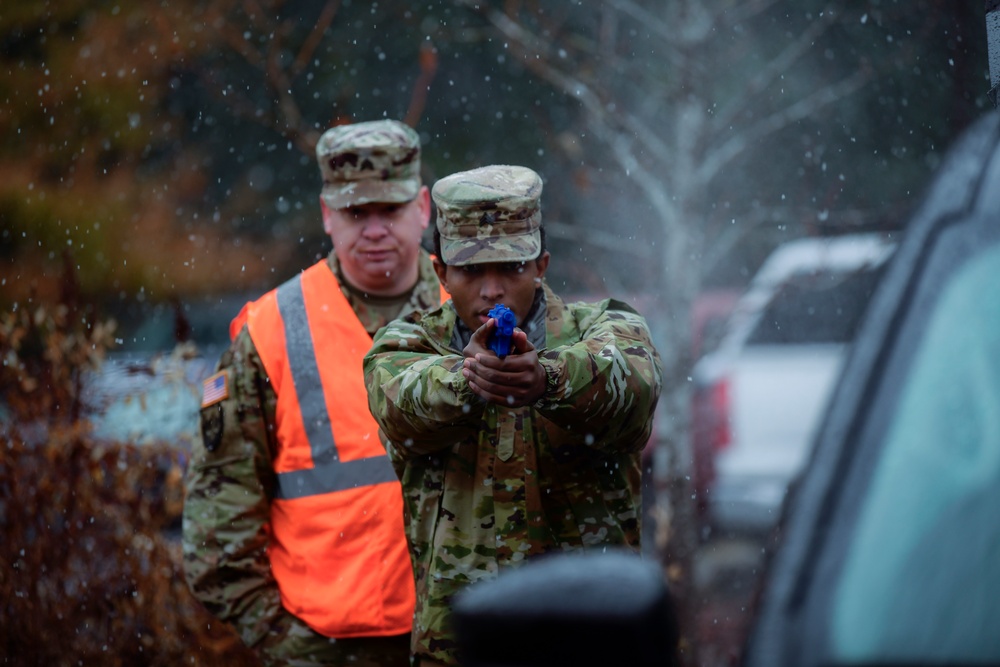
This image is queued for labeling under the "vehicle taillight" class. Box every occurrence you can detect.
[708,379,731,452]
[691,377,732,513]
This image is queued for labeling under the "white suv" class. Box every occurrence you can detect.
[691,233,897,533]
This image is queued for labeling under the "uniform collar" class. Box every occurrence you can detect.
[326,250,442,336]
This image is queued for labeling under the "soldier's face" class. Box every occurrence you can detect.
[434,252,550,333]
[322,186,430,296]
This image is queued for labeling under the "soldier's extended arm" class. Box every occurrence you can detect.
[181,328,289,650]
[534,301,662,453]
[364,319,485,457]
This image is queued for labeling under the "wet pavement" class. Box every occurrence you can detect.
[691,535,769,667]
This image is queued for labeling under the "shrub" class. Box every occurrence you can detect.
[0,270,257,665]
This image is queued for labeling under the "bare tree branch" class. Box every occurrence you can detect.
[545,220,656,259]
[716,0,785,26]
[459,0,693,241]
[462,3,606,121]
[404,43,440,128]
[713,4,842,129]
[263,36,316,152]
[605,0,672,40]
[699,68,870,184]
[240,0,272,35]
[290,0,341,80]
[462,1,682,171]
[201,0,328,153]
[198,65,281,136]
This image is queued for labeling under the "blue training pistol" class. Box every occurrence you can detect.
[487,304,517,358]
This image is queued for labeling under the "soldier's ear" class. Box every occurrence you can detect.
[432,257,449,289]
[533,251,550,280]
[320,198,335,236]
[416,186,431,229]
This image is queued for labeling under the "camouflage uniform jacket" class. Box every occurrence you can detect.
[181,250,441,659]
[363,283,663,665]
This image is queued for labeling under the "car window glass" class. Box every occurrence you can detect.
[829,242,1000,662]
[745,266,885,346]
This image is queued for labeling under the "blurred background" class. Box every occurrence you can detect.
[0,1,992,665]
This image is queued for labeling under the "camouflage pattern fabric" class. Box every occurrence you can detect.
[363,282,663,666]
[316,119,421,209]
[182,250,442,667]
[432,165,542,266]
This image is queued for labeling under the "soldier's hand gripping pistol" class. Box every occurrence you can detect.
[486,304,517,358]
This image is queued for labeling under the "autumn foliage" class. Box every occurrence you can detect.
[0,282,257,664]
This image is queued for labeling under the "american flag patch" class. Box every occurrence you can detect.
[201,371,229,407]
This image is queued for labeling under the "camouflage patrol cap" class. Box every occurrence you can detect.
[316,119,421,208]
[433,165,542,266]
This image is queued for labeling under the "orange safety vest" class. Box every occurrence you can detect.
[233,260,441,638]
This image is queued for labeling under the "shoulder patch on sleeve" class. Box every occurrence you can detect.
[201,371,230,407]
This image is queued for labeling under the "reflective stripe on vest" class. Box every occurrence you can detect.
[272,275,397,499]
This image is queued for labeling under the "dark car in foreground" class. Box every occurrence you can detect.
[743,109,1000,665]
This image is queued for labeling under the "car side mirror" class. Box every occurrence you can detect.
[452,549,681,667]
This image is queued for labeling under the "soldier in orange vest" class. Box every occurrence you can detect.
[182,119,445,666]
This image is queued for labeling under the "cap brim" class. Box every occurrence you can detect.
[441,230,541,266]
[321,179,419,209]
